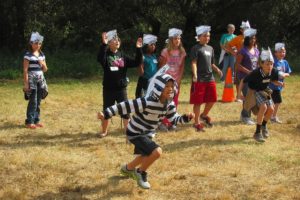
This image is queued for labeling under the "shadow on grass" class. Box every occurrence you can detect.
[0,130,127,149]
[0,122,25,130]
[33,176,132,200]
[163,136,262,153]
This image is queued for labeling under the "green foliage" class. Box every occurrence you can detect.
[0,69,21,80]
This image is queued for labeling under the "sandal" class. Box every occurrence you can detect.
[26,124,36,129]
[98,132,108,138]
[35,123,44,128]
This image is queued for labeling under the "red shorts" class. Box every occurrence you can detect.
[190,81,217,104]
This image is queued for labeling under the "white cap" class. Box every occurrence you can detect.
[195,25,211,36]
[106,29,118,42]
[143,34,157,45]
[275,43,285,51]
[30,32,44,43]
[240,20,251,29]
[260,47,274,62]
[168,28,182,38]
[244,28,257,37]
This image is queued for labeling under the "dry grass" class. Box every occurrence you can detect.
[0,75,300,200]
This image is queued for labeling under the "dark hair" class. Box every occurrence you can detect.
[142,44,156,54]
[243,36,256,47]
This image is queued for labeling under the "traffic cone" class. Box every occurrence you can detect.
[222,68,235,102]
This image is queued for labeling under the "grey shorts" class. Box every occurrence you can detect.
[129,135,159,156]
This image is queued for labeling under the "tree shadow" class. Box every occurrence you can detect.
[0,129,126,150]
[163,136,261,153]
[33,175,133,200]
[0,122,25,130]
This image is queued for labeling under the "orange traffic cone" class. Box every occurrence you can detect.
[222,68,235,102]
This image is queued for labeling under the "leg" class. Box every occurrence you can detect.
[135,77,143,98]
[25,89,37,128]
[34,83,42,124]
[139,147,162,172]
[193,104,201,125]
[254,103,267,142]
[221,56,229,82]
[202,102,214,116]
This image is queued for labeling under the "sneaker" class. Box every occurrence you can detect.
[253,132,265,142]
[135,169,151,189]
[262,126,269,138]
[157,124,169,132]
[120,165,136,180]
[270,117,282,124]
[240,116,255,125]
[200,114,213,127]
[194,123,205,132]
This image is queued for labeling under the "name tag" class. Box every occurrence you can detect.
[263,79,270,83]
[153,59,158,64]
[204,50,211,56]
[110,66,119,71]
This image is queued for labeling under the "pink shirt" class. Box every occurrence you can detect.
[161,48,186,83]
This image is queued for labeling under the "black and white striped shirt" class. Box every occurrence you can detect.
[103,74,189,138]
[24,51,45,72]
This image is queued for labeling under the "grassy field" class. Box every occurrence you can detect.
[0,75,300,200]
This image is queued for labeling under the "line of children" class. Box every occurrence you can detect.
[98,71,194,189]
[23,32,48,129]
[190,25,222,131]
[97,30,143,137]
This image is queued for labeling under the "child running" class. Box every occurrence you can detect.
[23,32,48,129]
[97,30,143,137]
[190,25,222,131]
[269,43,292,123]
[241,48,283,142]
[135,34,158,98]
[97,68,194,189]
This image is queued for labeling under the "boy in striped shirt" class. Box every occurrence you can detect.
[98,73,194,189]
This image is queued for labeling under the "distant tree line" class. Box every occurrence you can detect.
[0,0,299,77]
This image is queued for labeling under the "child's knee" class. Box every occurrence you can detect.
[152,147,162,158]
[259,104,267,112]
[267,105,274,113]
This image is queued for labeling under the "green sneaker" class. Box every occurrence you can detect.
[120,165,136,180]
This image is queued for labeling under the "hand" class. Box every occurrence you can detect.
[187,113,195,120]
[218,69,223,78]
[284,73,290,77]
[136,37,143,48]
[192,75,197,82]
[102,32,108,44]
[97,112,105,121]
[23,84,29,92]
[281,82,285,87]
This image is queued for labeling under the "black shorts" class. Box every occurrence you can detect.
[129,135,159,156]
[103,88,129,119]
[271,90,282,104]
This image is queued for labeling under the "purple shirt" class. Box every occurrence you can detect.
[237,47,259,80]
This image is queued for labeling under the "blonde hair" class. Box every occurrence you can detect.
[165,37,185,55]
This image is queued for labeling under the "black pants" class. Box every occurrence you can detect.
[135,76,149,98]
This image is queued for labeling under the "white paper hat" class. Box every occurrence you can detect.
[275,43,285,51]
[106,29,118,42]
[168,28,182,38]
[260,47,274,62]
[30,32,44,43]
[195,25,211,36]
[244,28,257,37]
[240,20,251,29]
[143,34,157,45]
